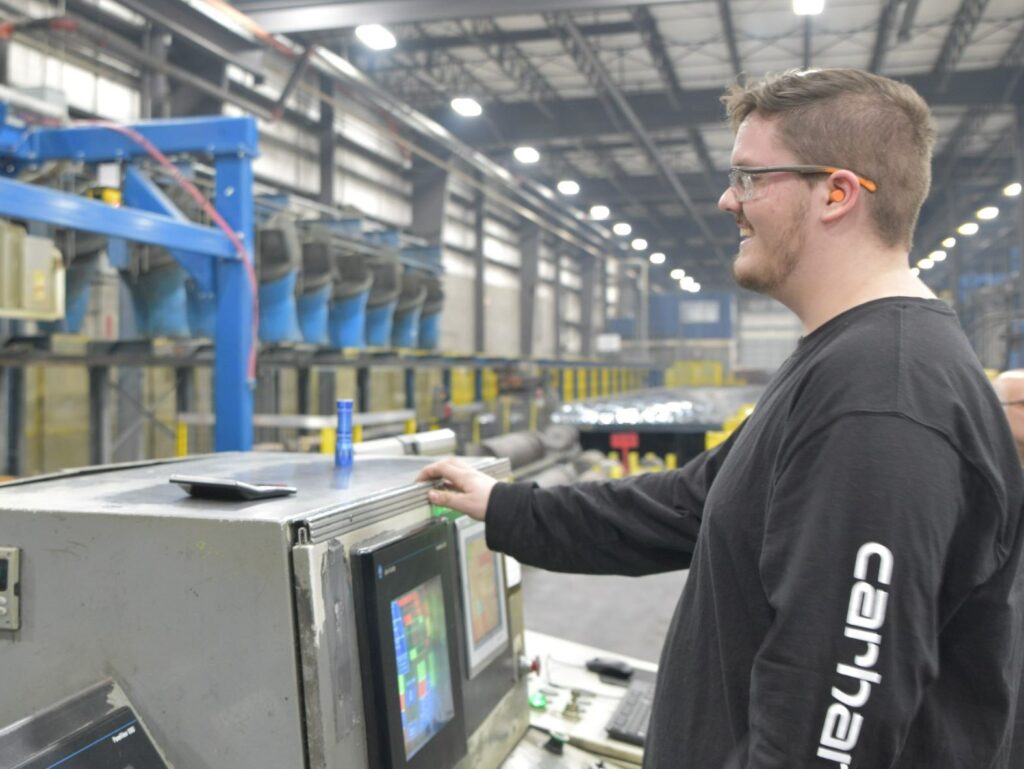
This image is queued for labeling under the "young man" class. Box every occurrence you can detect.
[419,69,1024,768]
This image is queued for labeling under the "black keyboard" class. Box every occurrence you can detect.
[605,677,655,747]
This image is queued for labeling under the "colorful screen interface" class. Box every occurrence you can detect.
[391,576,455,760]
[465,533,502,646]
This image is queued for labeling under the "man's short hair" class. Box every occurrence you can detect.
[721,69,936,250]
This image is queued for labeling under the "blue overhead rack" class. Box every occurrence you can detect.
[0,106,259,451]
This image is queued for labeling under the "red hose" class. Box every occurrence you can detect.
[83,120,260,382]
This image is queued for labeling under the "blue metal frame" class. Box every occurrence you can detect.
[0,113,258,451]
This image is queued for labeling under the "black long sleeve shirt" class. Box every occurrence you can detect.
[486,297,1024,769]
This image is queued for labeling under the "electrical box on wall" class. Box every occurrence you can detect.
[0,219,65,321]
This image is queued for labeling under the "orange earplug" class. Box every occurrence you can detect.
[829,189,846,203]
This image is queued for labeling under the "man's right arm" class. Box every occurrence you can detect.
[421,424,742,576]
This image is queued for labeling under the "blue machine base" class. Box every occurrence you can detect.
[259,271,302,343]
[392,307,422,348]
[187,284,215,339]
[329,291,370,349]
[366,301,397,347]
[418,312,441,350]
[128,266,190,338]
[298,284,332,345]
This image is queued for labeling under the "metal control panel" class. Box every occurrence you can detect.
[0,546,20,630]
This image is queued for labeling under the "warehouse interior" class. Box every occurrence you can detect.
[1,0,1023,767]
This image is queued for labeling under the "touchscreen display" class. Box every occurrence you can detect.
[391,575,455,760]
[465,533,501,646]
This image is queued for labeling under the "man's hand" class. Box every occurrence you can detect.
[416,458,498,521]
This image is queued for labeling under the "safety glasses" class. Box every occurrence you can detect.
[727,165,879,203]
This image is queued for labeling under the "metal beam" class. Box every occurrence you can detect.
[319,73,336,205]
[376,21,636,54]
[546,13,725,262]
[432,66,1023,148]
[932,0,991,91]
[716,0,743,81]
[580,255,596,357]
[239,0,687,35]
[631,7,719,194]
[868,0,901,73]
[898,0,924,42]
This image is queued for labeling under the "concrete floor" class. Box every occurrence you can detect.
[520,565,688,664]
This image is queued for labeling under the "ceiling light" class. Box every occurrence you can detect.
[612,222,632,236]
[631,238,648,251]
[1004,182,1022,197]
[917,257,934,270]
[957,222,979,236]
[691,282,701,292]
[670,268,685,280]
[649,252,666,265]
[942,237,956,248]
[589,205,610,221]
[513,146,540,164]
[928,250,946,262]
[792,0,825,15]
[557,179,580,195]
[976,206,999,220]
[910,267,920,277]
[355,24,397,50]
[450,97,482,117]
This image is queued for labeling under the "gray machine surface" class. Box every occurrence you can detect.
[0,452,520,769]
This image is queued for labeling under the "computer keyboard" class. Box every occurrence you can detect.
[604,677,655,747]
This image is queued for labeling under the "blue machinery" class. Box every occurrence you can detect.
[0,108,257,451]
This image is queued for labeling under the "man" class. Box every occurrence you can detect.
[996,369,1024,463]
[419,69,1024,768]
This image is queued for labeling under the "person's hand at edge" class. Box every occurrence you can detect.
[416,457,497,521]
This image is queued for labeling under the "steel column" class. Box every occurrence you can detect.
[580,254,596,357]
[88,366,111,466]
[520,223,540,356]
[3,366,21,477]
[212,155,255,451]
[474,183,487,354]
[357,366,370,413]
[317,369,336,414]
[318,74,336,206]
[554,253,563,356]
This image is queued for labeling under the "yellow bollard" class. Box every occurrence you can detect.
[665,452,678,470]
[404,419,416,435]
[562,369,574,402]
[609,463,624,480]
[628,451,640,475]
[320,427,336,455]
[353,424,364,444]
[176,422,189,457]
[528,398,538,432]
[577,368,587,399]
[590,368,598,397]
[601,368,610,396]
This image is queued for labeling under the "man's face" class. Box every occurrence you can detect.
[718,114,810,296]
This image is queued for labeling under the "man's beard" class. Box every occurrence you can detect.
[732,201,807,295]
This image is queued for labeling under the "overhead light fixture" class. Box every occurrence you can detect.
[612,222,632,236]
[910,267,920,277]
[792,0,825,15]
[928,250,947,262]
[513,146,540,164]
[649,252,666,265]
[450,97,482,117]
[942,237,956,248]
[957,222,979,236]
[976,206,999,220]
[355,24,397,51]
[670,268,686,280]
[631,238,648,251]
[917,257,934,270]
[691,282,701,293]
[589,205,610,220]
[1004,182,1022,197]
[557,179,580,195]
